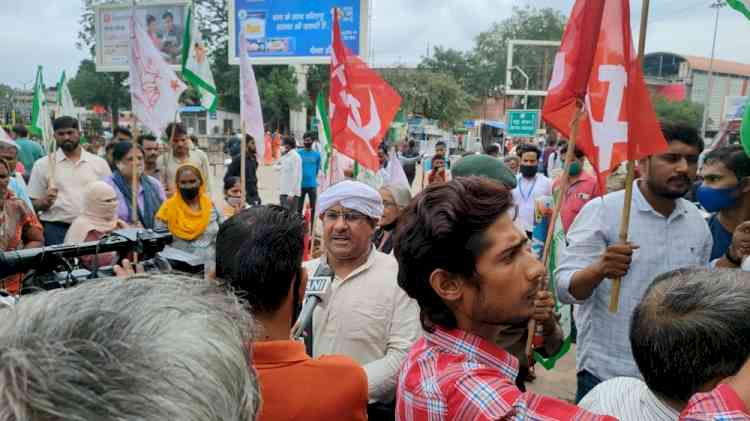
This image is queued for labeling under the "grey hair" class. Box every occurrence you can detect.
[0,274,260,421]
[630,267,750,403]
[381,184,412,209]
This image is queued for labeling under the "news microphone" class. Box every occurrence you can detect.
[291,263,334,341]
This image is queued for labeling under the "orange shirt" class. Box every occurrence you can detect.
[252,340,368,421]
[553,172,601,233]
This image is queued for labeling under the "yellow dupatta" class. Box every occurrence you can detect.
[155,163,212,241]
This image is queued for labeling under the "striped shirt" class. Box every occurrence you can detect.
[579,377,679,420]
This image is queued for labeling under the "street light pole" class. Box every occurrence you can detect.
[700,0,725,143]
[512,66,530,109]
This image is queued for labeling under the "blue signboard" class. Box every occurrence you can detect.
[229,0,368,65]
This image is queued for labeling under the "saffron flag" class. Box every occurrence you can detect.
[329,9,401,171]
[239,33,266,160]
[182,3,217,112]
[128,13,187,136]
[544,0,667,182]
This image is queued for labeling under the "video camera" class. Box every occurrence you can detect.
[0,228,204,294]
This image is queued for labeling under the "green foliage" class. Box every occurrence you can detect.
[67,59,130,128]
[653,97,704,130]
[382,67,471,127]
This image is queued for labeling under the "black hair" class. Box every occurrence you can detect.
[704,144,750,180]
[435,141,447,148]
[216,206,305,314]
[136,134,157,146]
[661,121,704,154]
[165,122,187,139]
[559,144,584,159]
[282,136,296,148]
[485,144,500,155]
[52,116,79,132]
[111,141,143,164]
[146,15,156,24]
[224,176,241,192]
[394,177,513,332]
[303,132,316,141]
[113,127,132,139]
[162,11,174,20]
[631,268,750,403]
[517,144,541,160]
[12,125,27,138]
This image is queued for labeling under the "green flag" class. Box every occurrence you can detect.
[181,2,217,112]
[533,192,574,370]
[741,99,750,158]
[316,92,333,174]
[728,0,750,21]
[30,66,55,153]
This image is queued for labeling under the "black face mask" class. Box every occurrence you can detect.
[179,187,200,200]
[520,165,538,178]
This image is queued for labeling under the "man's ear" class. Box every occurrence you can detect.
[428,269,463,304]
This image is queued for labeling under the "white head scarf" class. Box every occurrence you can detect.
[317,180,384,219]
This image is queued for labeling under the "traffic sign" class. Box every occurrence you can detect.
[506,109,540,137]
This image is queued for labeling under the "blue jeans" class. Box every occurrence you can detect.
[575,370,602,403]
[42,221,71,246]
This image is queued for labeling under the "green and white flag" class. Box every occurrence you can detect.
[181,2,217,112]
[534,192,574,370]
[56,70,76,118]
[317,92,333,175]
[30,66,55,153]
[728,0,750,21]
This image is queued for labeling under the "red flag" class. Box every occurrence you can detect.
[329,9,401,171]
[544,0,668,182]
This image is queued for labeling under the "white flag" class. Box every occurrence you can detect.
[239,34,265,160]
[128,14,186,136]
[56,71,77,118]
[386,149,410,189]
[0,127,13,144]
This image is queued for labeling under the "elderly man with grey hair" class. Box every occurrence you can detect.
[304,180,419,418]
[0,274,260,421]
[580,267,750,420]
[373,184,412,254]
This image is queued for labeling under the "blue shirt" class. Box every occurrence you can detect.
[298,148,321,188]
[9,175,33,210]
[707,213,732,261]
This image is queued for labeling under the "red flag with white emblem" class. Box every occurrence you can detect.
[544,0,667,182]
[329,9,401,171]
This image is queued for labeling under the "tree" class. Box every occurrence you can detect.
[257,66,309,131]
[418,47,471,90]
[68,60,130,129]
[382,67,472,127]
[653,97,704,130]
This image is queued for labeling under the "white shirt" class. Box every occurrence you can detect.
[512,173,552,232]
[556,181,712,381]
[579,377,679,420]
[304,248,420,403]
[278,149,302,196]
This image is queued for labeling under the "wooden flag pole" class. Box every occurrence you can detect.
[526,104,584,360]
[131,119,140,226]
[240,122,247,205]
[609,0,651,313]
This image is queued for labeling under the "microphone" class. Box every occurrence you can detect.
[291,264,334,341]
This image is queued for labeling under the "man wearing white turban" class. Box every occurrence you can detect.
[305,180,420,419]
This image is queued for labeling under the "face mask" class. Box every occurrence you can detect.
[180,187,200,201]
[226,196,243,207]
[520,165,538,178]
[697,184,739,213]
[568,161,582,176]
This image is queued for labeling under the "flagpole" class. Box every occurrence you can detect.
[609,0,651,313]
[526,103,585,361]
[131,117,140,226]
[240,122,247,205]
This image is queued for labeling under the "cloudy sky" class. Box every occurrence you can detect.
[1,0,749,89]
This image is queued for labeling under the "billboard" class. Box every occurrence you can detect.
[724,96,748,122]
[228,0,369,65]
[95,1,188,72]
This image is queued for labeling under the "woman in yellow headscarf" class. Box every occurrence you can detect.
[155,163,223,266]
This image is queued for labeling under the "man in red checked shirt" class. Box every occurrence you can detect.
[392,176,750,421]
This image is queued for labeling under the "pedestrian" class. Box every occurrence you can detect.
[272,130,282,160]
[104,142,166,229]
[0,138,33,210]
[155,163,223,265]
[298,132,321,215]
[554,144,601,234]
[696,144,750,263]
[28,116,111,246]
[221,176,248,219]
[0,158,43,294]
[512,144,552,238]
[112,126,133,143]
[372,184,412,254]
[305,180,420,417]
[137,134,162,180]
[224,134,260,206]
[216,206,368,421]
[277,136,302,210]
[156,122,212,197]
[504,155,520,175]
[397,140,420,187]
[11,125,43,180]
[556,121,712,402]
[427,154,449,185]
[580,268,750,420]
[393,176,750,420]
[485,143,500,158]
[64,181,127,269]
[263,130,273,165]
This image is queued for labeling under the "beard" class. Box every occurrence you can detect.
[60,140,79,153]
[646,173,691,199]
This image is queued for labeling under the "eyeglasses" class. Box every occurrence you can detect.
[323,210,369,225]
